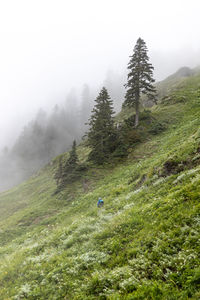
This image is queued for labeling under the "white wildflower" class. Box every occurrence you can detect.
[133,185,146,194]
[173,173,186,184]
[153,177,166,186]
[123,202,135,210]
[191,173,200,184]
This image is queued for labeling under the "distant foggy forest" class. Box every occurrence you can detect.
[0,71,125,191]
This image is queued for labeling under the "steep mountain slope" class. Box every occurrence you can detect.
[0,74,200,299]
[156,66,200,99]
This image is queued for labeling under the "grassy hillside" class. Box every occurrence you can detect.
[0,74,200,299]
[156,66,199,99]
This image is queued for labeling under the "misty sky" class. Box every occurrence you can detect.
[0,0,200,149]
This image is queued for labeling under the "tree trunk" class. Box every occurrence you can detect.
[135,96,139,127]
[101,136,103,153]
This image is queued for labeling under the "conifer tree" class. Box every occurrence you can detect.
[54,140,86,192]
[66,140,78,170]
[87,87,116,164]
[62,140,78,183]
[124,38,156,127]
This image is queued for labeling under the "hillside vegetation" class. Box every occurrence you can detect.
[0,73,200,299]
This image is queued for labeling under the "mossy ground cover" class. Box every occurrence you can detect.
[0,75,200,299]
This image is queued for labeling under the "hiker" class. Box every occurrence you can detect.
[97,197,104,208]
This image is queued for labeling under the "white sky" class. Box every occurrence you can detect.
[0,0,200,148]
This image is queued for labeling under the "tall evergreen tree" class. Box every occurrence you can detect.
[63,140,78,178]
[54,140,86,192]
[87,87,116,164]
[68,140,78,166]
[124,38,156,127]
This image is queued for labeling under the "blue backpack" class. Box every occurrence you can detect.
[97,199,104,207]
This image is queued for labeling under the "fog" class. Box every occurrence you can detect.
[0,0,200,190]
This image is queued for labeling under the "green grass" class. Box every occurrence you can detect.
[0,74,200,299]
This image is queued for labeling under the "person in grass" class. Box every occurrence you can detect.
[97,197,104,208]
